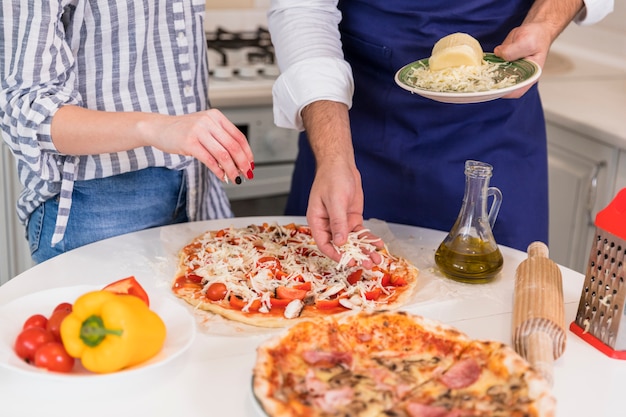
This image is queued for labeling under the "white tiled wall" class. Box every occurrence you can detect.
[555,1,626,67]
[205,0,269,30]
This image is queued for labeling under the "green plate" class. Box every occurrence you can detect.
[394,53,541,104]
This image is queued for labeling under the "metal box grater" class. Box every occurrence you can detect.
[571,188,626,359]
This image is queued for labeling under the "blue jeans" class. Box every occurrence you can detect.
[28,167,188,263]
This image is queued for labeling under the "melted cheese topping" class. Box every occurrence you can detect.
[406,61,518,93]
[181,223,405,316]
[254,313,549,417]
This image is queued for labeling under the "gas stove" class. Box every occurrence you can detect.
[207,26,279,107]
[205,26,299,212]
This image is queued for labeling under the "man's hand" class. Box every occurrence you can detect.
[306,157,380,264]
[494,0,584,98]
[301,100,382,265]
[494,23,551,98]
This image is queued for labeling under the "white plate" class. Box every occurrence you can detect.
[0,285,196,380]
[250,377,269,417]
[394,53,541,104]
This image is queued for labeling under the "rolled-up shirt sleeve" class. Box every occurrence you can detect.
[268,0,354,131]
[1,1,81,181]
[575,0,614,25]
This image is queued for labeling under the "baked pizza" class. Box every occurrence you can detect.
[171,223,419,327]
[252,311,555,417]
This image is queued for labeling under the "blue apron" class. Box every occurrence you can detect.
[285,0,549,252]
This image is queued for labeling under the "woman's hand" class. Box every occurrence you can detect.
[149,109,254,183]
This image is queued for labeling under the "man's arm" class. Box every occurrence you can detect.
[269,1,382,263]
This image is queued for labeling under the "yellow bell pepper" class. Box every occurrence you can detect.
[60,290,166,373]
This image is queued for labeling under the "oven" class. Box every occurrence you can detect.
[206,27,300,217]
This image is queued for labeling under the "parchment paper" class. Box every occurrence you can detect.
[153,219,515,337]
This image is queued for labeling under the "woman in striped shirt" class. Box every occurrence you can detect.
[0,1,254,263]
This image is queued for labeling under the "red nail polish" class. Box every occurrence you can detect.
[246,169,254,179]
[250,161,255,170]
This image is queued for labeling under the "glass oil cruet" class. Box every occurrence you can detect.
[434,160,504,283]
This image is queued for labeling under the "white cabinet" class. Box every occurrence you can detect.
[547,122,619,273]
[616,151,626,192]
[0,145,33,284]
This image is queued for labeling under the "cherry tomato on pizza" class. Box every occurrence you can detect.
[206,282,228,301]
[276,286,308,301]
[347,269,364,285]
[229,295,261,311]
[315,298,342,310]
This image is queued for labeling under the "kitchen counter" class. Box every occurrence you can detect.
[209,76,274,108]
[540,36,626,149]
[1,216,626,416]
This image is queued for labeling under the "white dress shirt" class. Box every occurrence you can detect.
[0,0,232,245]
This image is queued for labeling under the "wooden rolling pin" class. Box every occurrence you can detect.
[513,241,566,387]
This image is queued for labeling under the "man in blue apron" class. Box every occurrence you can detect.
[268,0,613,258]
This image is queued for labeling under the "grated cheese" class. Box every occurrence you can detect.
[406,61,518,93]
[182,223,404,318]
[333,228,390,269]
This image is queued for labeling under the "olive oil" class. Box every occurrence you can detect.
[434,236,503,283]
[435,160,504,284]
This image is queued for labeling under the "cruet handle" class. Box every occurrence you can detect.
[487,186,503,229]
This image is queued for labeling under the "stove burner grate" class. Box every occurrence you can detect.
[206,27,275,67]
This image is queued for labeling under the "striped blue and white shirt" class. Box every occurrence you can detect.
[0,0,232,246]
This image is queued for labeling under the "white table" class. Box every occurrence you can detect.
[0,216,624,417]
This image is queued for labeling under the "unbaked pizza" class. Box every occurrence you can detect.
[171,223,419,327]
[252,311,555,417]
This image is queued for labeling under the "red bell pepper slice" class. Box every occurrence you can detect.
[102,276,150,306]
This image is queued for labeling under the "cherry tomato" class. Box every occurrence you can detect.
[102,276,150,306]
[269,297,292,309]
[229,295,261,311]
[276,286,307,301]
[390,275,407,286]
[347,269,364,285]
[256,256,282,273]
[46,309,72,342]
[52,302,72,314]
[186,274,204,284]
[205,282,228,301]
[22,314,48,330]
[315,298,342,310]
[364,288,382,300]
[294,282,312,291]
[381,273,392,287]
[33,342,75,373]
[14,327,55,362]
